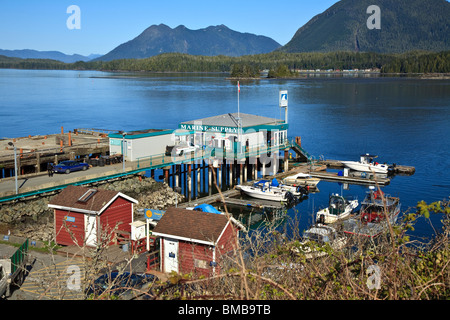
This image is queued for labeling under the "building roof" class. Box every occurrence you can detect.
[181,113,283,129]
[109,129,174,140]
[48,185,138,215]
[152,207,232,246]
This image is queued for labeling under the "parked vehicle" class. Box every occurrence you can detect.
[53,160,89,174]
[0,239,29,298]
[86,271,158,299]
[165,142,200,157]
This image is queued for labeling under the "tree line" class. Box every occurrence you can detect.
[1,50,449,75]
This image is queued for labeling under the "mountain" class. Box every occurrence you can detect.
[0,49,101,63]
[96,24,281,61]
[280,0,450,54]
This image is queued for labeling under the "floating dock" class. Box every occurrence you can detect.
[309,171,390,186]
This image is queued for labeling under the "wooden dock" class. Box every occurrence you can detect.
[309,171,390,186]
[0,129,110,178]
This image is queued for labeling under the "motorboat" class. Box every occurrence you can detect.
[281,173,321,188]
[237,180,295,202]
[341,154,389,174]
[316,194,359,224]
[267,178,308,197]
[291,224,347,259]
[343,187,401,238]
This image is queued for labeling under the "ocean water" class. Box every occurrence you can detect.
[0,69,449,238]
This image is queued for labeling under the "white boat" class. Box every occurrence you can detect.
[266,178,308,197]
[237,180,294,202]
[281,173,321,188]
[341,154,389,174]
[316,194,359,224]
[291,224,347,259]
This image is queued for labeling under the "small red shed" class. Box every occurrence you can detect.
[48,185,138,247]
[152,207,240,277]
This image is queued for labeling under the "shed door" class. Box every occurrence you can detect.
[85,214,97,247]
[164,238,179,273]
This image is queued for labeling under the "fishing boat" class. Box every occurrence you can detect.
[343,187,401,238]
[237,180,295,202]
[341,154,389,174]
[316,194,359,224]
[291,224,347,259]
[281,173,321,188]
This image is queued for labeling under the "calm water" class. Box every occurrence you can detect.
[1,69,449,238]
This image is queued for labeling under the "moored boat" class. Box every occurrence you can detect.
[237,180,295,202]
[281,173,321,188]
[291,224,347,259]
[341,154,389,174]
[343,187,401,238]
[316,194,359,224]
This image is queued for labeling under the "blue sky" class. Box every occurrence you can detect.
[0,0,339,56]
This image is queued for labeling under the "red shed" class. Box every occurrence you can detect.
[48,185,138,247]
[152,207,240,277]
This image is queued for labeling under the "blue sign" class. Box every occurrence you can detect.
[279,90,288,107]
[144,209,165,221]
[65,216,76,222]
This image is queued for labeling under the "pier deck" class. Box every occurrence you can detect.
[0,129,110,177]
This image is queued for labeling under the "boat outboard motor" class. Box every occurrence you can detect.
[318,214,325,224]
[296,186,308,196]
[284,191,295,203]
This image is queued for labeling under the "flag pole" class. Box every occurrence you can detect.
[237,81,240,118]
[237,81,241,154]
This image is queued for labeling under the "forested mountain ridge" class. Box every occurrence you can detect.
[1,50,449,74]
[96,24,281,61]
[280,0,450,54]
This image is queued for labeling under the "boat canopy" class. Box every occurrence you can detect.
[253,179,280,187]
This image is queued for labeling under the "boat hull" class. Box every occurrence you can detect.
[238,185,287,202]
[341,161,388,174]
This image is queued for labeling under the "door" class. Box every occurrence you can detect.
[84,214,97,247]
[164,238,179,273]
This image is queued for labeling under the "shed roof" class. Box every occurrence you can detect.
[152,207,231,246]
[181,113,283,128]
[48,185,138,215]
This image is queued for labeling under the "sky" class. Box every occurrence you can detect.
[0,0,339,56]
